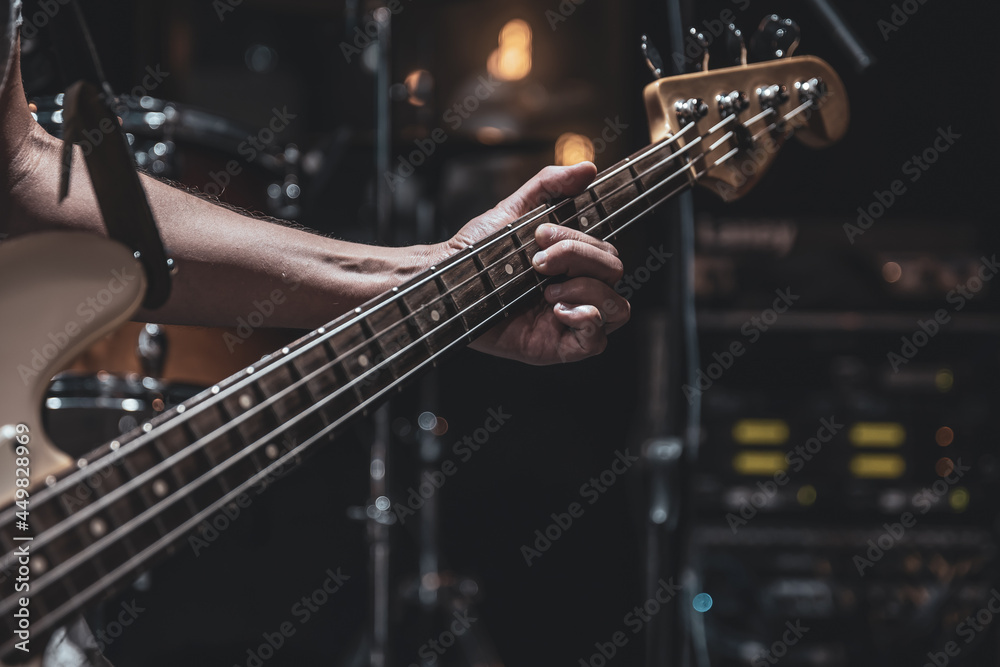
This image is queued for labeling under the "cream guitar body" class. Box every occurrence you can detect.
[0,55,848,663]
[0,232,146,507]
[0,233,143,665]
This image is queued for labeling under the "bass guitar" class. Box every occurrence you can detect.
[0,55,848,661]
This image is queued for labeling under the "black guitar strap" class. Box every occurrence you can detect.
[46,0,173,309]
[0,1,19,96]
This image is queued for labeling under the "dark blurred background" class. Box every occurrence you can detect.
[22,0,1000,665]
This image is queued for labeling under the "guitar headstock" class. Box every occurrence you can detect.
[643,55,848,201]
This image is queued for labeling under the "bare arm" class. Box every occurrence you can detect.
[1,46,442,330]
[0,41,628,364]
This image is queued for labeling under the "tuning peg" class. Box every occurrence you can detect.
[723,23,747,67]
[684,27,711,72]
[641,34,665,79]
[749,15,801,62]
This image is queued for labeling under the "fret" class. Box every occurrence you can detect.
[290,339,338,398]
[513,212,545,246]
[0,129,714,660]
[625,161,653,214]
[476,234,540,293]
[256,362,308,423]
[71,458,143,559]
[329,322,385,400]
[185,404,241,495]
[120,445,171,538]
[470,250,500,299]
[439,256,500,328]
[634,146,683,196]
[153,428,211,514]
[291,341,360,425]
[219,386,277,463]
[401,280,454,340]
[550,199,578,226]
[358,308,432,388]
[591,174,643,236]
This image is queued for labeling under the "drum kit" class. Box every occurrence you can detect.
[5,4,501,664]
[27,90,304,458]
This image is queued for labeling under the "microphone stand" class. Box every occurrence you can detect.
[642,0,699,664]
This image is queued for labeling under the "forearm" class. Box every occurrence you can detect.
[7,125,442,329]
[0,40,450,330]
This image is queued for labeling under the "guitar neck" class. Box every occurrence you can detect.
[0,134,692,653]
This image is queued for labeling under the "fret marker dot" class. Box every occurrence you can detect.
[355,307,362,314]
[392,286,399,292]
[110,440,121,450]
[358,354,369,367]
[318,327,326,334]
[143,423,153,433]
[282,347,290,354]
[31,556,47,575]
[176,405,185,414]
[211,386,220,395]
[152,479,169,497]
[247,366,254,374]
[239,394,253,409]
[580,216,589,228]
[89,518,108,538]
[77,458,88,468]
[505,264,514,275]
[45,475,57,487]
[431,310,441,322]
[266,444,279,459]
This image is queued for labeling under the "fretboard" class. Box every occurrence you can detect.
[0,132,696,655]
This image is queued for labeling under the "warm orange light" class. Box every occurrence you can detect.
[555,132,595,166]
[432,417,449,436]
[882,261,902,283]
[488,19,532,81]
[476,127,505,144]
[935,426,954,447]
[404,69,433,107]
[935,457,954,477]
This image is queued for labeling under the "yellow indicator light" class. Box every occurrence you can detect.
[732,419,790,446]
[949,487,970,512]
[848,422,906,448]
[935,369,954,392]
[797,484,817,507]
[732,451,788,476]
[849,454,906,479]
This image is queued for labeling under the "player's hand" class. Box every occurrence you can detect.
[445,162,630,365]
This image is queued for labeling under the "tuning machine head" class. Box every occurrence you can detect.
[749,15,801,61]
[684,27,711,73]
[674,98,709,124]
[641,34,665,79]
[722,23,747,67]
[795,77,828,104]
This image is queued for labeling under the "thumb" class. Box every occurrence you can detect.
[450,162,598,249]
[494,162,598,220]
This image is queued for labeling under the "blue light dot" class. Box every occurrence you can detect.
[692,593,713,613]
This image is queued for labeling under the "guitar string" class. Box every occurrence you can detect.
[5,145,743,634]
[0,102,806,579]
[1,101,810,567]
[4,119,700,513]
[0,100,815,609]
[5,117,717,522]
